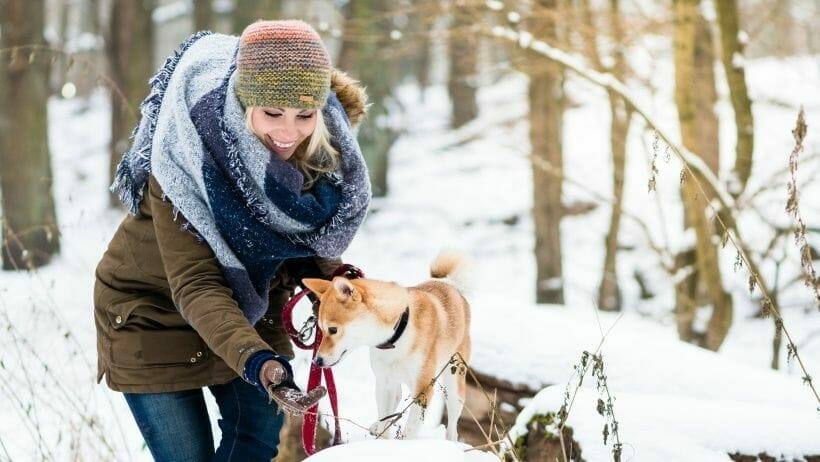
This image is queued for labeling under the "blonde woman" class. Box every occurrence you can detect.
[95,20,370,461]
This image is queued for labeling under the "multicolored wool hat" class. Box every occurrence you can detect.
[235,19,332,110]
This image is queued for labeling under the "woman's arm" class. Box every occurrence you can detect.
[149,176,326,410]
[280,256,344,291]
[148,175,277,378]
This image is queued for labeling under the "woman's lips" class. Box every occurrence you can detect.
[267,135,297,155]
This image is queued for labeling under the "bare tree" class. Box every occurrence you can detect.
[447,3,479,128]
[527,0,566,304]
[0,0,60,269]
[673,0,733,351]
[337,0,400,197]
[233,0,282,34]
[576,0,633,311]
[106,0,155,206]
[194,0,213,31]
[715,0,754,196]
[409,0,436,96]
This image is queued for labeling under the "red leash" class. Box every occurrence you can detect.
[281,263,365,455]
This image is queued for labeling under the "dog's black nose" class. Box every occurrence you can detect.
[314,356,324,367]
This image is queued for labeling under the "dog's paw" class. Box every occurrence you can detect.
[368,419,396,439]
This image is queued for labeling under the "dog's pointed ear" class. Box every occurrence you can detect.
[332,277,358,302]
[302,278,331,296]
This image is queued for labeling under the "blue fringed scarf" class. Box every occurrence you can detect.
[110,32,371,325]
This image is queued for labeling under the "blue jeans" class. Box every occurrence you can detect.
[123,378,285,461]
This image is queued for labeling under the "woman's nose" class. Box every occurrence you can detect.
[271,127,298,142]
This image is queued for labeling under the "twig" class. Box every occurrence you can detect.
[785,108,820,310]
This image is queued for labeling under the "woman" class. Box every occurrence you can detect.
[94,20,371,461]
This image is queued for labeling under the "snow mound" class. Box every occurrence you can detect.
[510,385,820,461]
[304,439,499,461]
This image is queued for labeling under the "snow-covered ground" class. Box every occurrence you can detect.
[0,45,818,461]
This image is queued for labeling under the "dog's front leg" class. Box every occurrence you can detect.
[402,399,426,439]
[370,377,401,439]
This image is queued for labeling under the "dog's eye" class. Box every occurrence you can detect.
[328,327,338,335]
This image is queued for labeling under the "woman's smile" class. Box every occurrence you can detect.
[265,133,300,156]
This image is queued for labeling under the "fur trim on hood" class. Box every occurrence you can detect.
[330,69,369,129]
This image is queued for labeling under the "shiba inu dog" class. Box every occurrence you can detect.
[302,251,471,441]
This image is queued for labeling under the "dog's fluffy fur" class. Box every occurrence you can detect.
[302,251,471,441]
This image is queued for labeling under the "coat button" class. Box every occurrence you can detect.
[190,357,196,363]
[115,315,122,324]
[196,351,203,357]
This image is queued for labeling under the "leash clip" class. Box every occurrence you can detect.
[298,315,316,344]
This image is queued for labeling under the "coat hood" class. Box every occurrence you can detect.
[329,69,369,129]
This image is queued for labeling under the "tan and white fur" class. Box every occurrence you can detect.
[302,251,471,441]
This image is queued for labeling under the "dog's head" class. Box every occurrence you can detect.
[302,276,408,368]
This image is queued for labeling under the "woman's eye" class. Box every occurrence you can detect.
[298,114,314,120]
[264,111,281,118]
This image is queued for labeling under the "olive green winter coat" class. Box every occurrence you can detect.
[93,70,369,393]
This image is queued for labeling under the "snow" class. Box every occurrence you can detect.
[732,51,746,69]
[0,31,819,462]
[304,439,498,461]
[510,386,820,461]
[485,0,504,12]
[152,0,190,23]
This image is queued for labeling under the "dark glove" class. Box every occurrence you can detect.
[243,350,326,414]
[267,384,327,415]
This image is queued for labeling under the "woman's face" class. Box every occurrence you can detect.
[249,106,318,161]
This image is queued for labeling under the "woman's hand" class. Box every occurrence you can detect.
[259,359,326,413]
[259,359,289,389]
[269,386,327,414]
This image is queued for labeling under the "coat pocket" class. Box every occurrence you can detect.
[105,296,210,369]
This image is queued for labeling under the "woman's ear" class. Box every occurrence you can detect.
[302,278,331,295]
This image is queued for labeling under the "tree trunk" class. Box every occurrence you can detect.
[692,12,720,178]
[106,0,155,206]
[672,0,733,351]
[447,4,478,129]
[337,0,399,198]
[715,0,754,196]
[409,0,436,97]
[578,0,632,312]
[54,0,70,95]
[232,0,283,34]
[527,0,565,304]
[194,0,213,31]
[0,0,60,270]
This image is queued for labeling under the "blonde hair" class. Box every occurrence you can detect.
[245,107,340,190]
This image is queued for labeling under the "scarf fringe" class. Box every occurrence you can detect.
[110,30,215,215]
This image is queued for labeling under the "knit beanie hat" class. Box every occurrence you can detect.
[235,20,332,110]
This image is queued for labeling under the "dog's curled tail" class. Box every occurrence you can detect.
[430,250,471,294]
